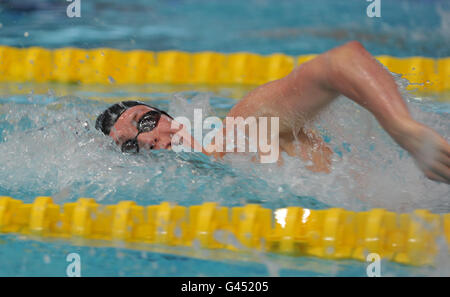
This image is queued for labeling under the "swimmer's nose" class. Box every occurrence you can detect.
[136,133,155,149]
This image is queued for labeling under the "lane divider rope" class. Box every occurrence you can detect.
[0,46,448,92]
[0,196,449,266]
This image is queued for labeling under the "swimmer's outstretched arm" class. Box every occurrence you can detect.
[229,41,450,183]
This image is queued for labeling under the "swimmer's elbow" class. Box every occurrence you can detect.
[342,40,366,52]
[328,41,368,68]
[334,41,368,59]
[325,41,372,88]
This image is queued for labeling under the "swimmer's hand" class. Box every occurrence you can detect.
[392,119,450,184]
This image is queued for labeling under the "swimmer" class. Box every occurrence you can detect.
[95,41,450,184]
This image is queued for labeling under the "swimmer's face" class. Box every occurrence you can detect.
[109,105,182,151]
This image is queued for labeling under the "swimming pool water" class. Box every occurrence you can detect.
[0,0,449,276]
[0,0,449,57]
[1,234,447,277]
[0,82,449,276]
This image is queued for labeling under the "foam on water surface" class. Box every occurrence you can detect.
[0,79,449,276]
[0,83,449,213]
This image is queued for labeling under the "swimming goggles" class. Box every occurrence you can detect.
[121,110,162,153]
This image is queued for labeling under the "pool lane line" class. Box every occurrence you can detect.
[0,196,448,266]
[0,46,448,93]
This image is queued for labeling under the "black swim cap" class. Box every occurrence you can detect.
[95,101,173,135]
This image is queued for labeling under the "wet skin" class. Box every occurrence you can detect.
[109,41,450,183]
[110,105,203,153]
[110,105,177,151]
[109,104,333,173]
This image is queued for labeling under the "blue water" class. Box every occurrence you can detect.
[0,89,449,276]
[0,0,449,57]
[0,0,449,276]
[1,234,444,277]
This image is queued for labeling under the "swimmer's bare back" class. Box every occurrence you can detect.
[224,41,450,183]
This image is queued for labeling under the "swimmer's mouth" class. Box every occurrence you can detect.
[144,141,173,151]
[131,135,179,151]
[170,133,184,147]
